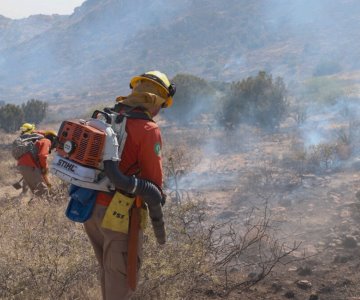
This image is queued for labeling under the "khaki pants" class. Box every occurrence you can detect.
[84,204,143,300]
[17,165,49,197]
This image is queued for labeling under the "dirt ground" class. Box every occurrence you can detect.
[168,123,360,300]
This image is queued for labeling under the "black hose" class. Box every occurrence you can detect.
[103,160,163,220]
[104,160,165,243]
[103,160,134,192]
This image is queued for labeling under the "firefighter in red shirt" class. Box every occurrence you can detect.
[84,71,175,300]
[17,129,58,196]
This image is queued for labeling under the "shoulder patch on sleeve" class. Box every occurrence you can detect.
[154,142,161,156]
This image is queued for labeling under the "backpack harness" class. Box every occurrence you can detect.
[105,103,153,159]
[11,133,44,162]
[51,104,153,193]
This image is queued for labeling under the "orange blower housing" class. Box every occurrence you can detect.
[57,120,106,169]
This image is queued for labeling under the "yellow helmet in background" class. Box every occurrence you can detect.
[44,130,58,149]
[20,123,35,134]
[129,70,176,108]
[44,130,57,137]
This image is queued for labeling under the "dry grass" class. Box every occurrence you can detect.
[0,189,100,299]
[0,149,18,186]
[134,198,301,300]
[0,161,300,300]
[0,131,20,186]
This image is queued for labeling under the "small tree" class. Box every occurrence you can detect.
[221,71,288,129]
[0,104,24,133]
[21,99,48,125]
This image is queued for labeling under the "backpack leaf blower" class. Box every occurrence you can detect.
[50,108,164,219]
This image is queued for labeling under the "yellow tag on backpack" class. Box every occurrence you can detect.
[101,192,135,233]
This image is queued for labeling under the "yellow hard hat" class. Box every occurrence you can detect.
[129,71,176,108]
[44,130,58,149]
[44,130,57,137]
[20,123,35,134]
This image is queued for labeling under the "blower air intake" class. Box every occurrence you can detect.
[51,116,117,192]
[57,120,106,168]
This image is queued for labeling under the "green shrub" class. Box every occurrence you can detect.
[0,104,24,133]
[21,99,48,125]
[221,71,288,129]
[0,99,48,133]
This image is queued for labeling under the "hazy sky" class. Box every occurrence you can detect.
[0,0,85,19]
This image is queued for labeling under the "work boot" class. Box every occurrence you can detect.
[151,219,166,245]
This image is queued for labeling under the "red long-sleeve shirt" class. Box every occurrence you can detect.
[119,118,163,187]
[17,138,51,169]
[96,118,163,205]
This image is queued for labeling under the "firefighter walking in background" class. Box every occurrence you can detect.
[15,127,58,197]
[84,71,175,299]
[15,123,47,193]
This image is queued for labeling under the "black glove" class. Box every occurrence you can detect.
[151,218,166,245]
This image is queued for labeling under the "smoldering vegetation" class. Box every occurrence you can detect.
[159,72,360,298]
[162,71,360,209]
[2,70,360,299]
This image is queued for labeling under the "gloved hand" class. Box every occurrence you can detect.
[151,218,166,245]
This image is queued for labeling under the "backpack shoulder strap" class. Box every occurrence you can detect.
[12,133,43,162]
[113,103,153,122]
[20,133,44,142]
[111,103,154,159]
[125,111,153,121]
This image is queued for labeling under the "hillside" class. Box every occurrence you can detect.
[0,14,66,51]
[1,0,360,105]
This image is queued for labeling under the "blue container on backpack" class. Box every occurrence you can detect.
[66,184,97,223]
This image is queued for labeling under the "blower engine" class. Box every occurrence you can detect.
[51,108,164,212]
[51,108,166,240]
[51,110,121,192]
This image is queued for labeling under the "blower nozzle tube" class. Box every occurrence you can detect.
[104,160,165,244]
